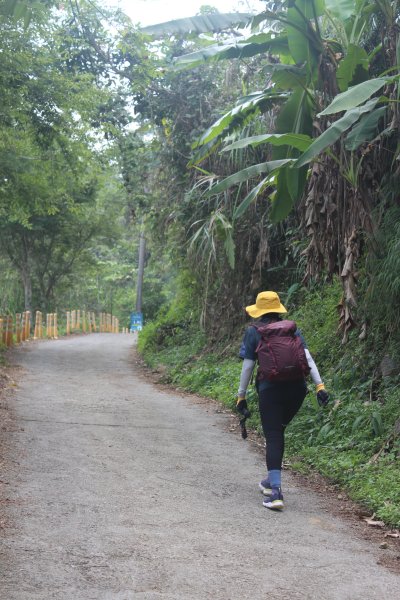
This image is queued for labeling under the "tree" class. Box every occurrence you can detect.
[156,0,400,339]
[0,2,134,312]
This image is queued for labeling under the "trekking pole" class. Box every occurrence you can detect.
[239,415,248,439]
[236,396,251,440]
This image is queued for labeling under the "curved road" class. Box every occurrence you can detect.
[1,334,399,599]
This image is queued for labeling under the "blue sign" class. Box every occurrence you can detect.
[130,312,143,332]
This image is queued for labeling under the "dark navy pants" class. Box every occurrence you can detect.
[258,381,307,470]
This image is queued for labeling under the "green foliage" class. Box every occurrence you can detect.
[289,278,344,370]
[364,205,400,339]
[286,383,400,525]
[173,33,290,72]
[0,2,155,321]
[137,270,205,364]
[336,44,369,92]
[190,91,288,166]
[344,106,386,150]
[325,0,356,21]
[205,160,292,195]
[295,98,380,168]
[318,78,389,115]
[222,133,312,153]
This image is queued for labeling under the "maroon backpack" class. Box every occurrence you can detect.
[253,320,310,382]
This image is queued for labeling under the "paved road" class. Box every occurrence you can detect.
[1,334,399,599]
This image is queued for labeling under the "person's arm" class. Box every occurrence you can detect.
[305,348,329,406]
[236,326,257,414]
[237,358,256,399]
[305,348,323,386]
[297,329,329,406]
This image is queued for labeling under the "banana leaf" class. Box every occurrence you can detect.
[294,0,325,19]
[318,78,389,115]
[270,169,293,223]
[295,98,379,167]
[173,33,289,71]
[141,13,252,36]
[325,0,356,20]
[222,133,312,152]
[233,178,270,220]
[336,44,369,92]
[189,91,288,165]
[207,159,293,196]
[269,164,308,223]
[194,91,287,148]
[224,232,235,269]
[344,106,386,150]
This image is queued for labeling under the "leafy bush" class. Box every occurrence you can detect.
[137,271,206,368]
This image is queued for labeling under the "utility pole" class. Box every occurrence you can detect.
[135,230,146,313]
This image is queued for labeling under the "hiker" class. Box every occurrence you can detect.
[236,290,329,511]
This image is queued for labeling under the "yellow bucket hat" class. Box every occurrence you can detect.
[246,291,287,319]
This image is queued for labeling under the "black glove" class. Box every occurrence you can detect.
[317,389,329,407]
[237,398,251,439]
[236,398,251,419]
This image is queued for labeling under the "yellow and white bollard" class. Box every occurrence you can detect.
[34,311,40,339]
[15,314,21,343]
[25,311,31,340]
[21,313,26,342]
[5,315,13,347]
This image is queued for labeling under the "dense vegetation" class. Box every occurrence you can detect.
[1,1,399,525]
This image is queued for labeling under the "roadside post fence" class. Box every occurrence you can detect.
[98,312,119,333]
[0,315,14,347]
[0,310,126,348]
[34,311,44,339]
[66,310,98,334]
[46,313,58,339]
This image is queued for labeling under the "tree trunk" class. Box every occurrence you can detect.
[21,268,32,313]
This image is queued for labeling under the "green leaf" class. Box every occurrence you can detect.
[190,91,288,165]
[295,98,379,167]
[174,34,289,71]
[224,231,235,269]
[269,164,307,223]
[231,164,304,223]
[271,64,307,90]
[208,159,293,196]
[318,78,389,116]
[275,87,314,138]
[233,177,270,220]
[352,415,366,433]
[222,133,312,152]
[295,0,326,19]
[325,0,356,20]
[141,13,252,36]
[270,171,294,223]
[195,92,285,148]
[345,106,386,150]
[12,1,26,20]
[371,412,384,437]
[286,3,323,70]
[286,165,308,202]
[336,44,369,92]
[318,423,333,439]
